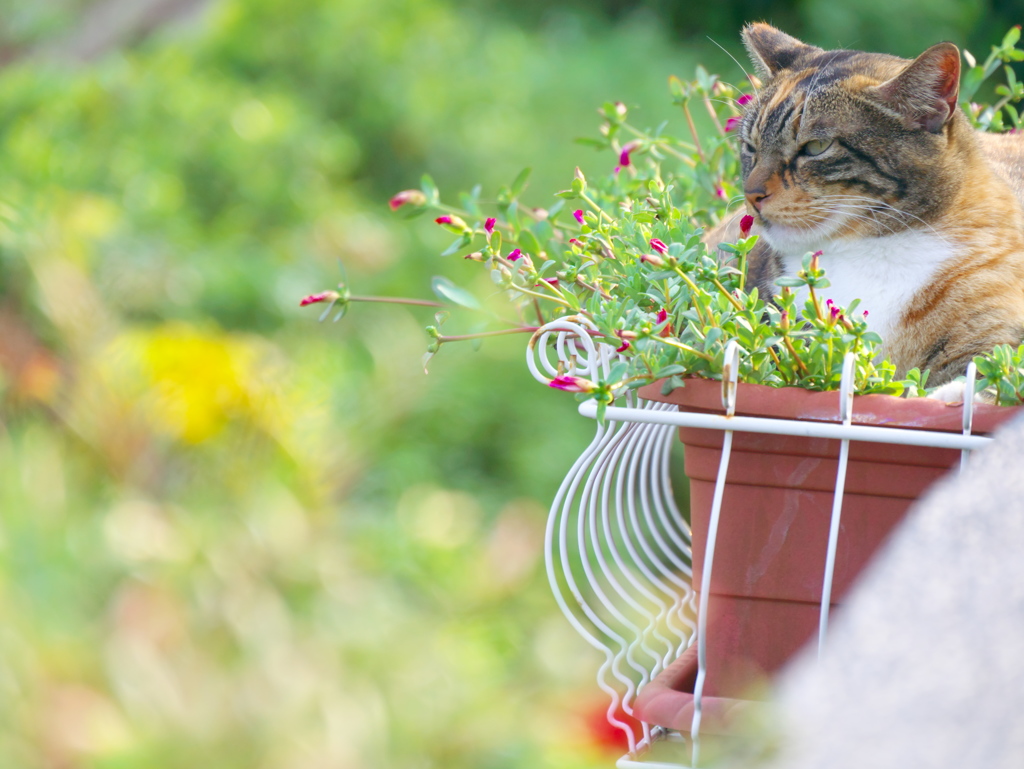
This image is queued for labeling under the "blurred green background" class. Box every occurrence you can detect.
[0,1,1019,766]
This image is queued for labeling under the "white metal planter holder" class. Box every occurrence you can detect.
[528,319,988,769]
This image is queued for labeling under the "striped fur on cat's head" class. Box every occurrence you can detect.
[738,23,964,255]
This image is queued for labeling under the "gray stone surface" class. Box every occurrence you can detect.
[733,412,1024,768]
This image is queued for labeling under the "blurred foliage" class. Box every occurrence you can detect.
[0,0,1013,767]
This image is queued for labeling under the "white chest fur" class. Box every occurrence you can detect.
[773,230,957,340]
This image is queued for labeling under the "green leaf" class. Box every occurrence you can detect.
[420,173,440,205]
[1003,25,1021,50]
[774,276,806,287]
[607,361,629,382]
[510,167,532,199]
[431,276,481,310]
[441,233,472,256]
[518,229,542,255]
[654,364,686,378]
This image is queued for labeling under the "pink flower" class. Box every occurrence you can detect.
[573,209,585,225]
[739,214,754,238]
[656,308,673,338]
[650,238,668,255]
[507,248,523,261]
[617,140,642,169]
[299,291,340,307]
[863,310,869,318]
[535,278,559,287]
[549,375,597,393]
[715,186,727,200]
[736,94,754,107]
[435,215,452,224]
[389,189,426,210]
[568,238,579,246]
[485,217,496,234]
[724,116,742,132]
[615,329,637,352]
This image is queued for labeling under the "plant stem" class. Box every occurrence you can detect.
[349,295,445,308]
[622,122,698,153]
[713,279,745,312]
[671,267,713,327]
[783,335,809,374]
[653,336,714,361]
[579,192,615,226]
[681,101,707,163]
[438,327,540,343]
[702,93,725,135]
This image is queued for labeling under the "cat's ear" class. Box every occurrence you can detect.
[867,43,961,133]
[742,23,822,79]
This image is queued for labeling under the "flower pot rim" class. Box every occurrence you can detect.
[638,376,1020,435]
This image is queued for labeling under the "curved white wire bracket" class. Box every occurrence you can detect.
[961,361,978,472]
[818,352,856,657]
[688,341,741,766]
[527,316,612,385]
[531,320,697,758]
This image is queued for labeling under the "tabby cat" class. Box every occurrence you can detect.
[713,23,1024,388]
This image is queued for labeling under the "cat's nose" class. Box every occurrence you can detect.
[745,188,769,212]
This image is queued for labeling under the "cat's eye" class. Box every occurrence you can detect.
[742,141,757,155]
[801,139,833,157]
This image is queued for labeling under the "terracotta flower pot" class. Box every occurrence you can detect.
[633,378,1020,732]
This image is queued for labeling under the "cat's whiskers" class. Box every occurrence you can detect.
[819,195,953,245]
[706,38,761,99]
[812,204,902,239]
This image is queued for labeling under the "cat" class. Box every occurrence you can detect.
[709,23,1024,390]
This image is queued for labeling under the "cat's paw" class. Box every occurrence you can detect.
[926,379,995,405]
[927,379,967,405]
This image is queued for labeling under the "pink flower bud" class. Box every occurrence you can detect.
[639,253,665,267]
[549,375,598,393]
[736,94,754,107]
[299,291,341,307]
[715,186,727,200]
[656,308,673,338]
[389,189,427,210]
[739,214,754,238]
[434,214,469,233]
[507,248,522,261]
[573,209,585,225]
[618,140,642,168]
[485,217,496,234]
[650,238,668,255]
[724,116,742,132]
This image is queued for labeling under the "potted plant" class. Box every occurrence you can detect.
[301,26,1024,737]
